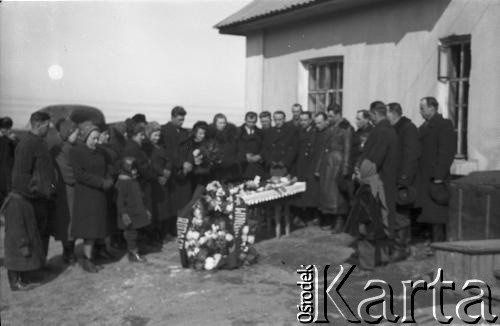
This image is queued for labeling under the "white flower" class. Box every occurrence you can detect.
[193,149,200,157]
[216,188,226,197]
[194,247,200,255]
[213,253,222,264]
[225,203,234,213]
[247,235,255,245]
[242,225,249,236]
[206,181,221,192]
[217,230,225,238]
[204,257,216,270]
[198,236,207,245]
[242,235,248,242]
[225,234,234,242]
[192,231,200,240]
[211,224,219,232]
[193,207,203,219]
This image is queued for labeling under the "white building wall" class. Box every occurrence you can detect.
[246,0,500,172]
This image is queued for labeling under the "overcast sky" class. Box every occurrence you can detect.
[0,0,250,127]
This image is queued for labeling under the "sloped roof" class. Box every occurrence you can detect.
[215,0,324,29]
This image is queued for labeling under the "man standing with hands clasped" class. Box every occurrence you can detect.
[416,97,456,247]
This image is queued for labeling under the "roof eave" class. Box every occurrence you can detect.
[216,0,392,36]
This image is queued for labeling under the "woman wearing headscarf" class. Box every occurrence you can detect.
[50,118,79,264]
[70,122,114,273]
[207,113,241,183]
[344,159,390,271]
[143,121,171,242]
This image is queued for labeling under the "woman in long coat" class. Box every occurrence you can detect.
[315,117,352,231]
[70,122,114,273]
[143,121,172,241]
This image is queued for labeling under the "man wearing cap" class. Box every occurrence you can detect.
[3,111,55,290]
[416,97,456,245]
[387,103,421,261]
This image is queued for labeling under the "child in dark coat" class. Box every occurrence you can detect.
[115,157,151,263]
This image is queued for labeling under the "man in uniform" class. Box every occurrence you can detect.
[352,109,373,167]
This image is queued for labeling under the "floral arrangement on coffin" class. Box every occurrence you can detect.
[182,181,258,271]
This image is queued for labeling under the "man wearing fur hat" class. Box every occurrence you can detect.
[2,111,56,290]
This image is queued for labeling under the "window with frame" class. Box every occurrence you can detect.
[306,57,343,113]
[438,35,471,159]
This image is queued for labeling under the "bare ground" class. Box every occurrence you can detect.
[0,226,467,325]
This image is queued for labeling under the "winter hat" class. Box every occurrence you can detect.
[112,121,127,136]
[145,121,161,139]
[56,118,76,141]
[78,121,99,143]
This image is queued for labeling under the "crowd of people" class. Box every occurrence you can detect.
[0,96,456,290]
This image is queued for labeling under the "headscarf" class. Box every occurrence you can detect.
[78,121,99,143]
[358,159,389,233]
[145,121,161,139]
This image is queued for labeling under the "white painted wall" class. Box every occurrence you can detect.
[244,0,500,171]
[0,1,250,128]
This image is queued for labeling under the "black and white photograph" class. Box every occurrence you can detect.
[1,0,500,324]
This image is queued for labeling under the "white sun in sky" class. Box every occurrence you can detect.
[48,64,64,80]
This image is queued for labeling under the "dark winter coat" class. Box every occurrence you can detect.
[0,136,16,203]
[237,125,265,180]
[11,132,56,200]
[315,125,352,215]
[261,123,298,172]
[344,184,387,241]
[208,123,241,182]
[2,193,45,271]
[359,119,399,236]
[50,141,76,241]
[160,122,192,217]
[393,116,420,186]
[122,139,158,213]
[352,124,374,168]
[69,143,110,239]
[293,126,319,208]
[144,141,172,221]
[115,176,151,230]
[179,137,217,189]
[416,114,457,224]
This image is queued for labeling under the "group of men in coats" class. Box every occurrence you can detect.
[0,96,457,289]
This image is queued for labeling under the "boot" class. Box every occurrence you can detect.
[94,244,115,260]
[331,216,345,234]
[128,250,147,263]
[390,228,410,262]
[8,270,38,291]
[62,241,77,265]
[80,257,99,273]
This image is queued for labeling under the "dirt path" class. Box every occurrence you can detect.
[0,226,472,325]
